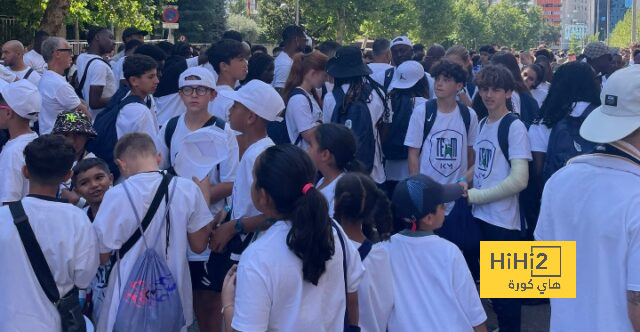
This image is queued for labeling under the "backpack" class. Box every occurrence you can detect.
[420,99,472,151]
[383,68,395,93]
[331,83,379,174]
[71,57,110,99]
[114,173,186,332]
[86,93,145,180]
[381,92,417,161]
[163,115,225,175]
[267,88,314,145]
[542,103,598,183]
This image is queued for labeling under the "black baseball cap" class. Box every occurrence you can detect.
[122,27,148,40]
[392,175,462,220]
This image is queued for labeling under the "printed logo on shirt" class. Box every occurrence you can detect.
[428,129,463,177]
[475,139,495,180]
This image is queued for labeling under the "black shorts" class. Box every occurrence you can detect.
[189,261,217,291]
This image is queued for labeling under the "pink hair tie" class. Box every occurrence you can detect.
[302,183,314,194]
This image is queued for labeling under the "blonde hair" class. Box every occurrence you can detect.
[282,51,328,104]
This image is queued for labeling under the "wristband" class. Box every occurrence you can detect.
[234,218,245,234]
[456,176,467,183]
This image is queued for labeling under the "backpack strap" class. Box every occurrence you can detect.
[290,87,315,145]
[579,103,598,121]
[119,173,173,258]
[331,221,350,329]
[78,57,110,98]
[9,201,60,304]
[422,99,439,142]
[498,113,519,163]
[457,101,471,135]
[383,68,394,93]
[23,68,34,80]
[331,85,347,122]
[357,239,373,261]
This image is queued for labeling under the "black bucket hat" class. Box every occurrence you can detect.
[326,46,372,79]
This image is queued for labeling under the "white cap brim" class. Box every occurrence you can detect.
[580,105,640,143]
[219,90,283,122]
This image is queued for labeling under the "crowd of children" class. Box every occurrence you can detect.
[1,23,639,332]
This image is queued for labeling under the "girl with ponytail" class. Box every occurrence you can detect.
[282,51,328,148]
[221,144,364,331]
[334,172,394,332]
[307,123,365,217]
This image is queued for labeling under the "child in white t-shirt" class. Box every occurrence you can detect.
[282,50,327,149]
[71,157,114,322]
[207,39,249,122]
[387,175,486,332]
[334,172,394,332]
[92,133,213,332]
[307,123,363,217]
[116,54,160,139]
[0,80,40,203]
[467,64,532,331]
[220,144,365,331]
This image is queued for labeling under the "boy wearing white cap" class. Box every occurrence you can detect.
[156,66,239,332]
[535,65,640,331]
[0,80,40,203]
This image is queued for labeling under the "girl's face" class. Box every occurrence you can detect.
[521,68,537,90]
[306,69,327,89]
[306,130,325,169]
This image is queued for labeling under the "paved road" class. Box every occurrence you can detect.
[482,298,551,332]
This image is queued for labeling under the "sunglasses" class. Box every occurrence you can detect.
[180,86,211,96]
[56,48,73,53]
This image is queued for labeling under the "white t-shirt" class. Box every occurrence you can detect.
[208,85,235,122]
[0,64,16,83]
[231,137,274,220]
[472,115,532,230]
[273,52,293,89]
[510,91,521,115]
[116,92,159,139]
[155,93,187,127]
[323,82,387,184]
[232,220,365,332]
[112,56,125,81]
[350,240,394,332]
[384,233,486,331]
[12,67,41,86]
[317,173,344,218]
[75,53,117,117]
[38,70,82,134]
[528,101,591,153]
[530,85,549,108]
[367,62,393,75]
[286,88,322,150]
[0,132,38,203]
[535,151,640,332]
[93,172,213,332]
[385,96,428,182]
[23,50,46,74]
[404,103,479,215]
[0,196,99,332]
[157,114,239,261]
[186,56,199,67]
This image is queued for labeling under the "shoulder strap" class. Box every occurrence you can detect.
[24,68,34,80]
[9,201,60,304]
[357,239,373,261]
[457,101,471,135]
[498,113,518,163]
[383,68,394,92]
[422,99,438,141]
[579,103,598,121]
[164,116,180,165]
[291,88,314,145]
[78,57,104,93]
[119,173,173,258]
[330,221,349,328]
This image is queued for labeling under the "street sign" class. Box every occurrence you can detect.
[162,6,179,23]
[162,22,179,29]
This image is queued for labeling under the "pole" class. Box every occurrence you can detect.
[634,0,638,43]
[295,0,300,25]
[606,0,610,44]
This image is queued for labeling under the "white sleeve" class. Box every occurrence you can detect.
[322,92,336,124]
[186,181,214,233]
[232,259,271,331]
[155,124,170,170]
[627,200,640,291]
[73,217,100,288]
[92,188,138,253]
[508,120,532,161]
[528,123,551,153]
[286,94,318,142]
[88,63,108,87]
[334,224,365,293]
[370,70,385,87]
[452,247,487,327]
[404,103,426,149]
[117,104,159,138]
[55,83,82,110]
[219,128,239,183]
[467,108,479,147]
[0,150,26,203]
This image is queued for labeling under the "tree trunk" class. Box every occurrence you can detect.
[39,0,71,36]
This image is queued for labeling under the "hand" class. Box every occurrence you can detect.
[76,103,90,118]
[60,189,80,205]
[458,181,469,198]
[192,176,211,204]
[221,264,238,309]
[213,208,229,228]
[210,220,236,253]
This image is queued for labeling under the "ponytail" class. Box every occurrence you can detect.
[314,123,365,174]
[255,145,334,285]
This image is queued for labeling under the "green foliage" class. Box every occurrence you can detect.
[256,0,298,43]
[359,0,419,41]
[450,0,492,49]
[413,0,454,45]
[569,33,581,54]
[178,0,226,43]
[609,9,636,48]
[540,23,561,46]
[227,14,259,43]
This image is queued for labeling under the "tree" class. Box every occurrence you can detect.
[540,23,561,46]
[256,0,298,43]
[451,0,492,49]
[227,14,259,43]
[569,33,581,54]
[413,0,454,45]
[303,0,376,42]
[179,0,226,43]
[609,9,636,48]
[359,0,419,42]
[488,2,528,48]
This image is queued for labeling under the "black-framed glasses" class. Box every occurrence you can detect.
[56,48,72,53]
[180,86,210,96]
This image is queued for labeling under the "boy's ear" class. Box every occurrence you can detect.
[115,158,126,174]
[108,173,114,185]
[210,89,218,101]
[22,165,30,180]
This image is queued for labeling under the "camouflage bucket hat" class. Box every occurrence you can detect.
[52,110,97,138]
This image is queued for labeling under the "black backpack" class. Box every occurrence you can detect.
[421,99,472,151]
[542,103,598,183]
[381,92,420,160]
[163,115,225,175]
[71,57,110,99]
[383,68,395,93]
[331,83,380,174]
[86,94,145,180]
[267,88,314,145]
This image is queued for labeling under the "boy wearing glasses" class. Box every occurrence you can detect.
[155,66,238,332]
[116,54,160,139]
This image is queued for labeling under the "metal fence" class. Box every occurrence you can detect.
[0,15,17,43]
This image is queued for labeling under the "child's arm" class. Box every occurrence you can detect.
[187,223,212,254]
[208,182,233,205]
[467,158,529,204]
[408,147,420,176]
[473,323,488,332]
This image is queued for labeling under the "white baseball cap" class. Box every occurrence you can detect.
[0,79,41,121]
[580,65,640,143]
[173,127,229,181]
[388,60,425,91]
[179,67,216,90]
[390,36,412,48]
[219,80,285,122]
